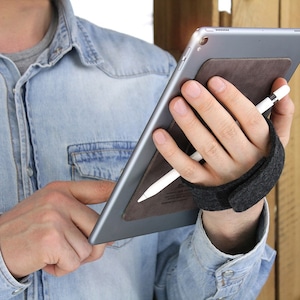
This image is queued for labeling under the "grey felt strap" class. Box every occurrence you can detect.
[183,118,285,212]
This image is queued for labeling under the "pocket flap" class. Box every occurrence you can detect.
[68,141,136,181]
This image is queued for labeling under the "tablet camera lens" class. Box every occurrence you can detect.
[200,37,208,45]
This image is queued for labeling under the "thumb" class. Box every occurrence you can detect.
[270,78,294,147]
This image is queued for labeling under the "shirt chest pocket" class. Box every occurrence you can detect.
[68,141,136,182]
[67,141,136,248]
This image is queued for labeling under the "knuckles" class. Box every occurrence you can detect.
[0,181,105,278]
[38,183,76,211]
[179,163,201,183]
[202,140,220,158]
[218,122,239,140]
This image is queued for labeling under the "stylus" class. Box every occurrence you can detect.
[137,84,290,203]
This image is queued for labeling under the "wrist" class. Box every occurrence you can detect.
[202,199,264,254]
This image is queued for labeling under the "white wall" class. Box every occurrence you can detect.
[70,0,154,43]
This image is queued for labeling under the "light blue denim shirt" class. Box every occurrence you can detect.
[0,0,276,299]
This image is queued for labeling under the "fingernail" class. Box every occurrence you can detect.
[184,81,201,98]
[153,130,166,145]
[209,76,226,93]
[173,98,188,116]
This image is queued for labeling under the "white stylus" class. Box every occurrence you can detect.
[137,85,290,203]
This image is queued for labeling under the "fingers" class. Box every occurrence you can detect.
[182,78,268,157]
[47,180,115,205]
[0,180,114,278]
[41,222,107,277]
[270,78,294,147]
[42,244,107,277]
[153,76,276,186]
[153,128,208,183]
[44,180,115,236]
[206,77,270,150]
[0,180,115,223]
[41,181,114,274]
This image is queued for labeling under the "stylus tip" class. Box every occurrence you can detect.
[137,194,147,203]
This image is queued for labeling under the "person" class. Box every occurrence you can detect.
[0,0,294,299]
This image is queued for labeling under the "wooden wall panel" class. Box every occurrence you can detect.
[277,87,300,299]
[231,0,279,27]
[277,2,300,299]
[154,0,219,60]
[230,2,281,299]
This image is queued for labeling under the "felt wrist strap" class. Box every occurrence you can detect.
[182,118,285,212]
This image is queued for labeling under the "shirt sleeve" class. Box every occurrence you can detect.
[155,200,276,300]
[0,250,32,300]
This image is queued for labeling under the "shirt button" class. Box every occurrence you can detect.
[12,288,24,295]
[27,167,34,177]
[222,270,234,278]
[55,47,62,54]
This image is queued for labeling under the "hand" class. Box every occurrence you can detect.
[0,180,115,278]
[153,76,293,254]
[153,76,274,186]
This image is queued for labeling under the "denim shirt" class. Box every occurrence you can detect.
[0,0,276,299]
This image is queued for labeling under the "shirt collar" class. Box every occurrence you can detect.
[47,0,100,66]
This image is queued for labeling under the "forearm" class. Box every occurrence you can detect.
[155,200,275,300]
[202,199,264,254]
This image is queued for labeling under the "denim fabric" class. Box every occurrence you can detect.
[0,0,275,299]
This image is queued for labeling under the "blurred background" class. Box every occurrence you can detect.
[70,0,154,43]
[70,0,231,44]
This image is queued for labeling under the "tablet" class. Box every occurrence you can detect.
[89,27,300,244]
